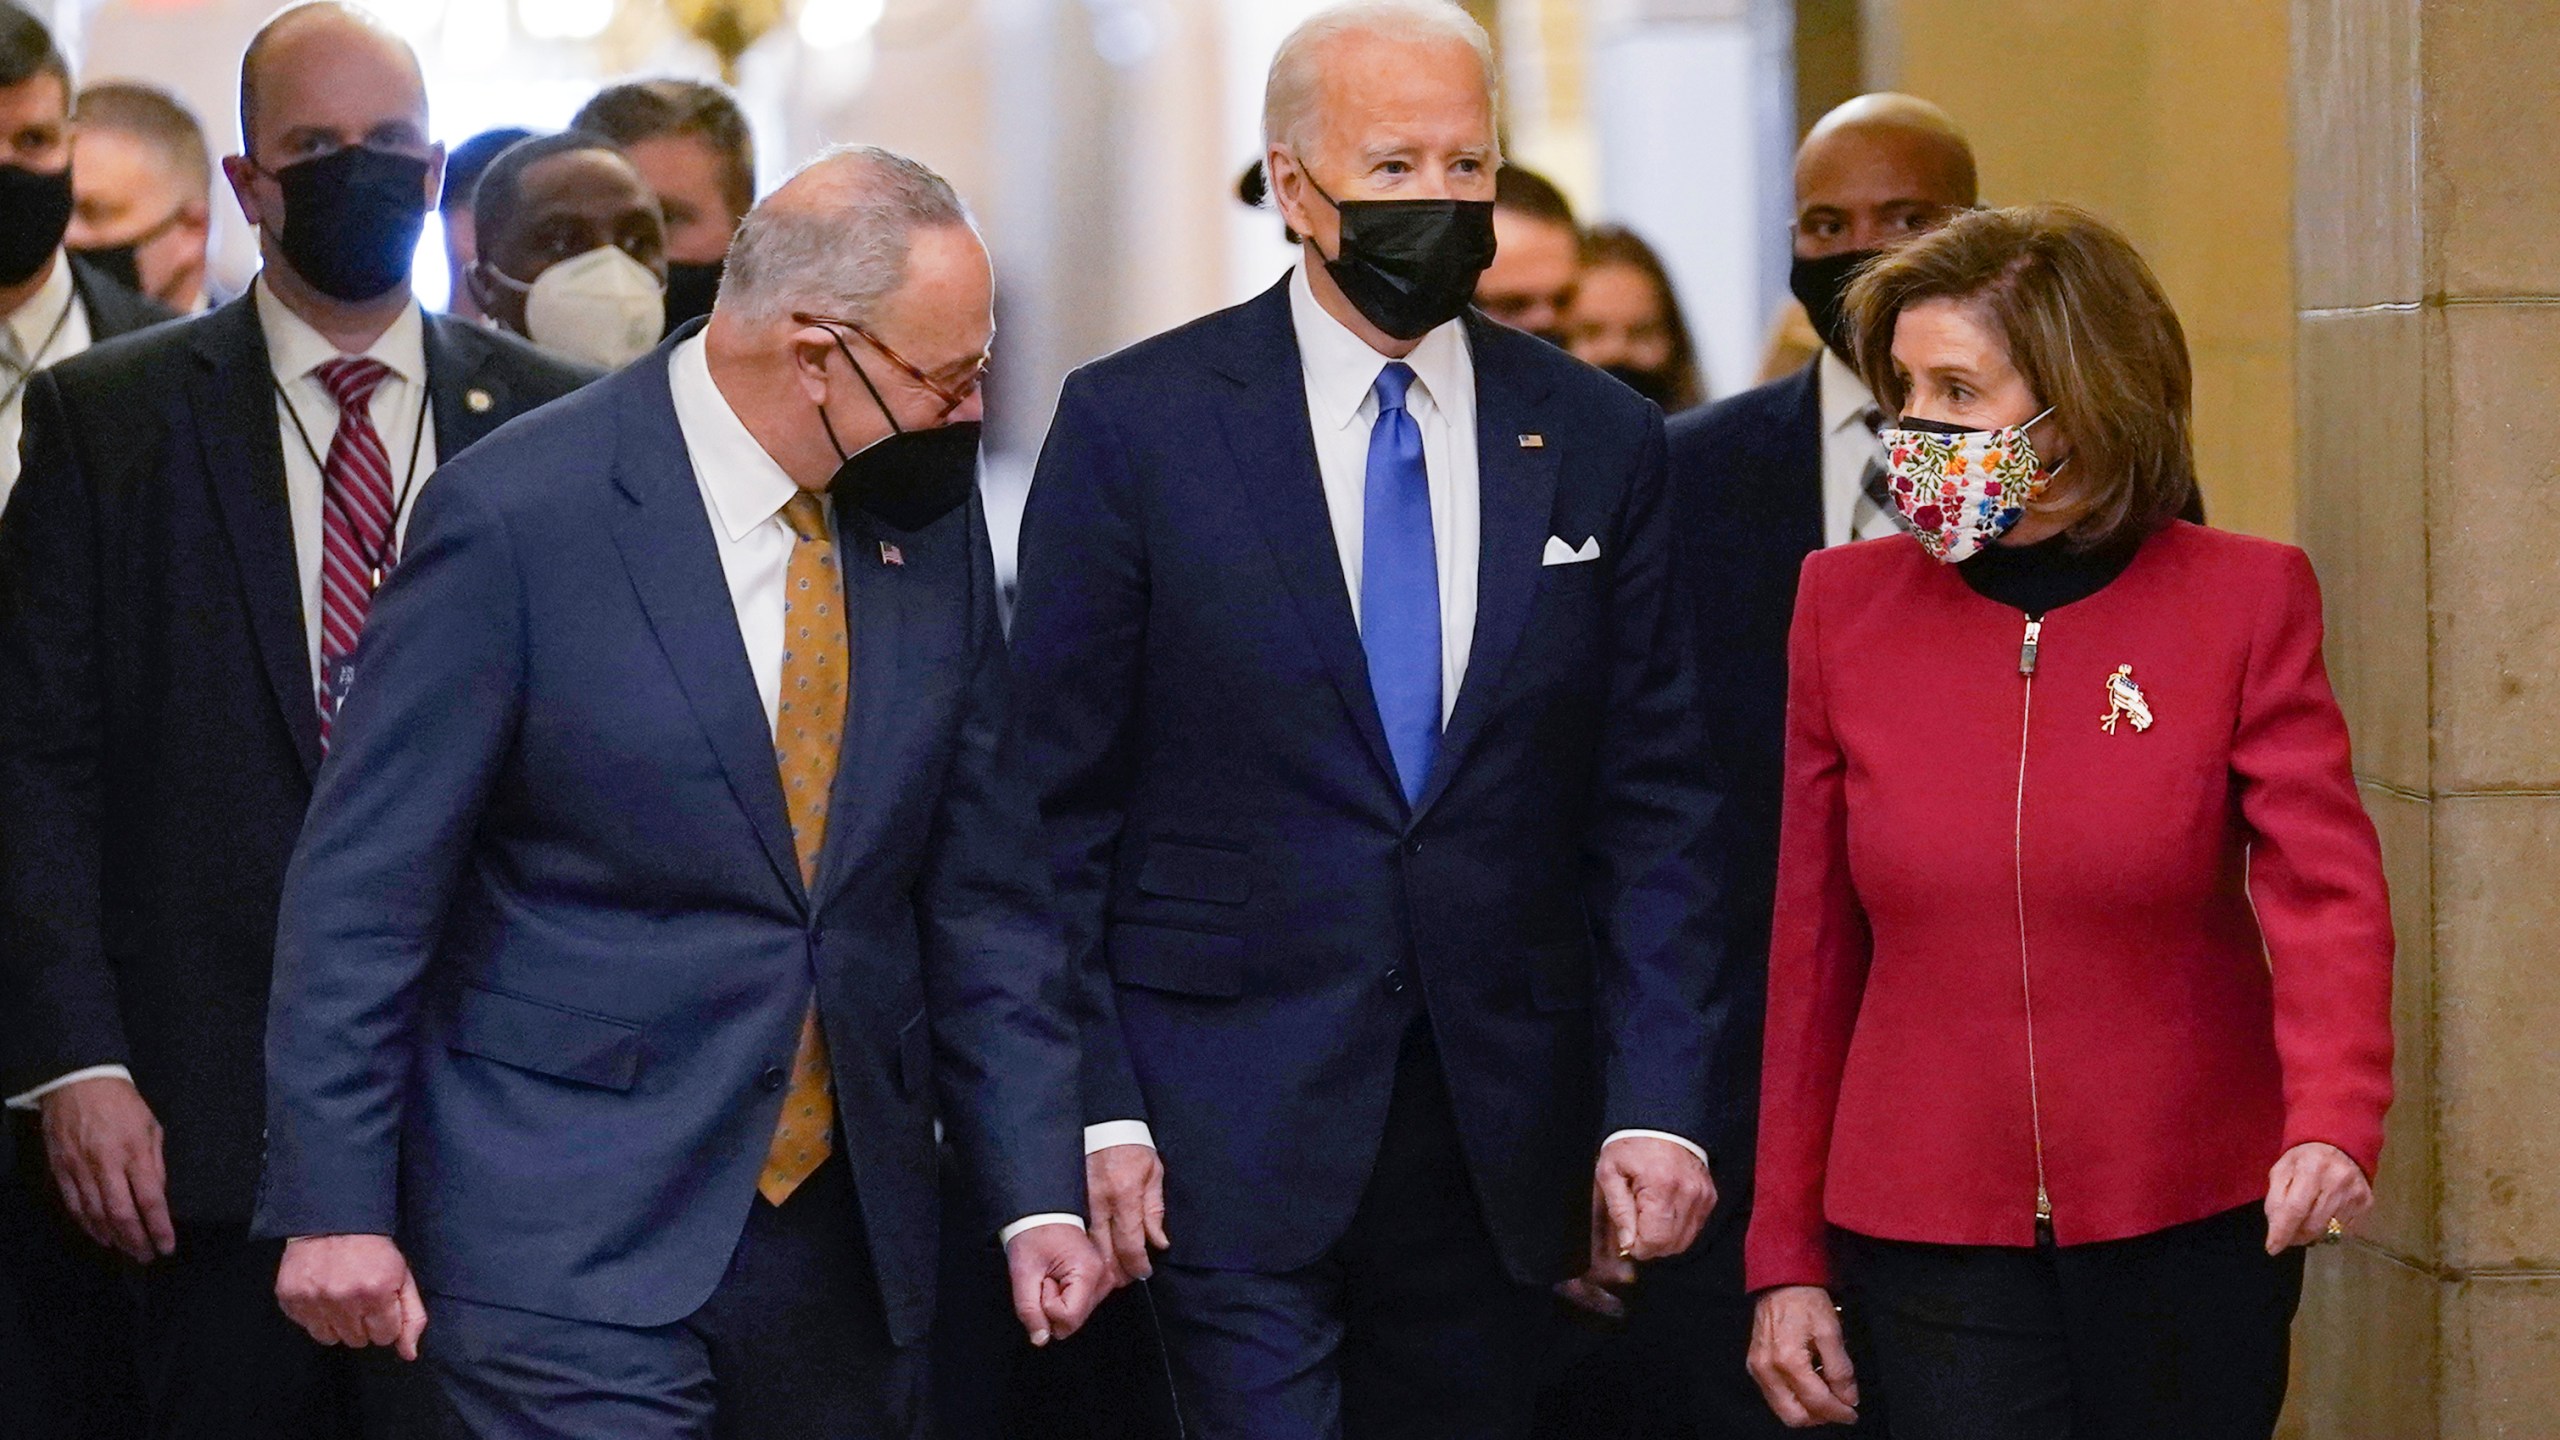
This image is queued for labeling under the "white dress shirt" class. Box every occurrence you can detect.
[0,252,96,512]
[7,276,440,1113]
[664,334,1079,1246]
[1818,347,1895,548]
[1085,267,1706,1174]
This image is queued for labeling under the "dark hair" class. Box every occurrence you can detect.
[0,2,69,94]
[442,125,536,216]
[1578,224,1705,412]
[470,131,622,256]
[1846,203,2199,549]
[74,82,208,192]
[572,79,754,220]
[1495,164,1575,229]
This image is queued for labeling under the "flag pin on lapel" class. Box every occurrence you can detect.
[1518,434,1545,448]
[879,541,905,567]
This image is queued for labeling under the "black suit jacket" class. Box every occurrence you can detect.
[0,293,593,1224]
[67,254,180,342]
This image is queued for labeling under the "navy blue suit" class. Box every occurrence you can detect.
[252,336,1083,1432]
[1010,279,1733,1435]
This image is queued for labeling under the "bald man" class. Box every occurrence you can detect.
[0,7,588,1436]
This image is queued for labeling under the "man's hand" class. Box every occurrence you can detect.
[2265,1141,2375,1254]
[275,1234,427,1361]
[1748,1286,1860,1427]
[1554,1179,1639,1320]
[1005,1223,1109,1348]
[39,1075,175,1262]
[1593,1135,1716,1263]
[1085,1143,1168,1290]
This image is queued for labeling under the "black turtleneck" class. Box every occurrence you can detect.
[1957,530,2141,618]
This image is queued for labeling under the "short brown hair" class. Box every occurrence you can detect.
[1845,203,2197,549]
[572,79,755,222]
[76,82,211,194]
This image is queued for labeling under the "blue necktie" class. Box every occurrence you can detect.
[1360,362,1440,808]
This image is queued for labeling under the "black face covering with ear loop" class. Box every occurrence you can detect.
[816,330,981,533]
[1299,169,1497,342]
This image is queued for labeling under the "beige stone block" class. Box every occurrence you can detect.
[2359,784,2437,1263]
[2292,0,2422,308]
[2444,1274,2560,1439]
[2283,1240,2440,1439]
[2424,0,2560,298]
[2435,307,2560,792]
[2435,797,2560,1272]
[2296,308,2429,794]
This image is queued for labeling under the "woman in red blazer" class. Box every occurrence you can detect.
[1742,205,2394,1440]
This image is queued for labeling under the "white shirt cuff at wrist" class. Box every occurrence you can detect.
[1083,1120,1155,1155]
[999,1213,1088,1245]
[6,1064,134,1111]
[1604,1128,1710,1169]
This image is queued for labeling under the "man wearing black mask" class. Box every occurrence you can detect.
[0,4,174,516]
[0,6,589,1437]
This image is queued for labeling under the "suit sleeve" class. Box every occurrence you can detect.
[2232,548,2395,1178]
[1007,372,1151,1133]
[1583,408,1735,1153]
[0,371,129,1096]
[251,474,526,1239]
[911,489,1088,1236]
[1743,556,1871,1293]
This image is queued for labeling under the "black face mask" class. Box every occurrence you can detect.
[71,205,187,297]
[662,257,723,336]
[1602,363,1679,409]
[817,331,980,533]
[1301,170,1496,342]
[0,163,75,288]
[1789,248,1884,367]
[264,146,431,303]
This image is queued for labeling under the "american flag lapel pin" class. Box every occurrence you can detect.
[878,541,905,568]
[1519,434,1545,448]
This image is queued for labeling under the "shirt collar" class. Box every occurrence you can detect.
[6,252,77,354]
[1289,259,1471,432]
[667,331,804,544]
[1819,346,1879,437]
[253,274,428,390]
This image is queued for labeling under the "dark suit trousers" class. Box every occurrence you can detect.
[1148,1023,1555,1440]
[424,1153,922,1440]
[2,1119,137,1440]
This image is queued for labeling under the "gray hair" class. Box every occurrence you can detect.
[716,144,970,327]
[1262,0,1500,164]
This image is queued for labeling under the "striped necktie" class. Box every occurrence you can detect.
[1847,404,1912,543]
[314,357,395,743]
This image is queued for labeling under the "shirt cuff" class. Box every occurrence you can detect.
[998,1213,1088,1245]
[6,1065,135,1111]
[1084,1120,1155,1155]
[1604,1128,1710,1170]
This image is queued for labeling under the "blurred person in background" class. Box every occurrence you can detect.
[437,124,533,323]
[68,80,215,313]
[467,130,667,370]
[1562,223,1703,411]
[0,6,589,1435]
[573,77,753,335]
[1472,161,1578,340]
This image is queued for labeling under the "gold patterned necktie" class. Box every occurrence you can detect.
[759,491,849,1204]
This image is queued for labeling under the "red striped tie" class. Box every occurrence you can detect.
[314,357,396,746]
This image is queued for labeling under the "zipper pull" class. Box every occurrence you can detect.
[2019,617,2044,677]
[2036,1186,2053,1223]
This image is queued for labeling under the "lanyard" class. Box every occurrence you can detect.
[0,288,77,418]
[273,369,434,590]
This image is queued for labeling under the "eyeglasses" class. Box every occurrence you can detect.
[794,312,990,424]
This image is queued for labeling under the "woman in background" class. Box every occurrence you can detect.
[1563,223,1705,411]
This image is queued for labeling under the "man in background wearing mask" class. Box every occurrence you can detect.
[1472,162,1580,341]
[573,77,754,336]
[0,6,589,1436]
[1009,3,1732,1435]
[68,81,216,314]
[437,124,533,324]
[469,130,668,371]
[0,4,175,514]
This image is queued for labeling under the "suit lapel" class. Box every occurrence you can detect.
[422,314,511,457]
[1414,317,1557,817]
[1781,360,1827,557]
[809,502,909,906]
[190,298,323,778]
[604,359,806,907]
[1209,282,1404,804]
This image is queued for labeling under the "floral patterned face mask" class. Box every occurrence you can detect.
[1878,408,2064,564]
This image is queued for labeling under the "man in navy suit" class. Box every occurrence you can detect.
[253,145,1106,1438]
[1009,4,1732,1435]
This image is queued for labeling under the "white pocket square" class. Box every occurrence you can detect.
[1542,535,1601,566]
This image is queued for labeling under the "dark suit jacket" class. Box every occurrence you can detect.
[0,294,592,1225]
[67,253,180,342]
[249,335,1083,1346]
[1009,279,1734,1286]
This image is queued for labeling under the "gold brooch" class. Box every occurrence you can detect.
[2102,665,2154,734]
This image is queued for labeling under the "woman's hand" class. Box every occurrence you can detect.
[2264,1142,2374,1254]
[1747,1285,1860,1428]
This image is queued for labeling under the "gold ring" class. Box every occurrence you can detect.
[2324,1218,2346,1243]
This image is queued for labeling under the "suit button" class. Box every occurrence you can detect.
[1384,968,1408,995]
[1404,838,1423,856]
[760,1066,787,1092]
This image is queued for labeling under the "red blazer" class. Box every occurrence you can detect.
[1744,523,2394,1293]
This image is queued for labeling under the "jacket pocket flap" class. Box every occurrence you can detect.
[1110,924,1245,998]
[1135,840,1251,905]
[449,984,642,1092]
